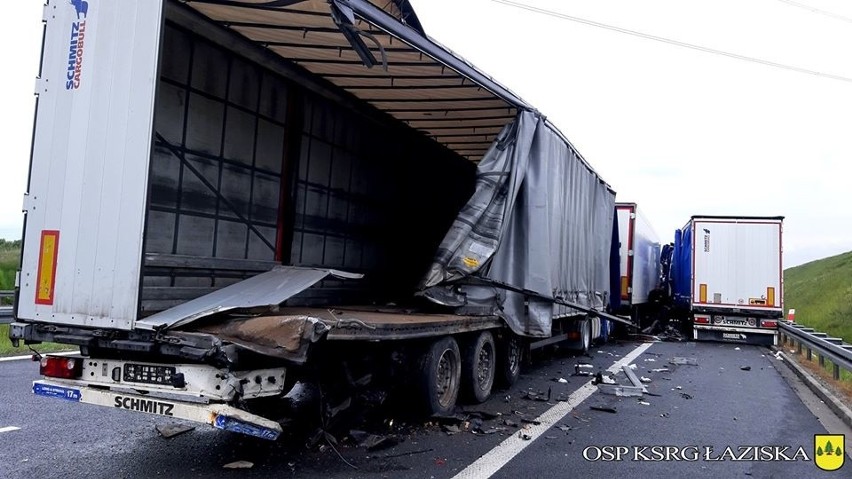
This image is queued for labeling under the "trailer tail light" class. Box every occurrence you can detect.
[694,315,710,324]
[40,356,83,379]
[760,320,777,329]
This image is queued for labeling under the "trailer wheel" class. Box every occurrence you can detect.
[496,334,522,388]
[462,331,496,403]
[579,318,591,355]
[418,336,461,416]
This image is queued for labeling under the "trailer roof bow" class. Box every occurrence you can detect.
[183,0,533,162]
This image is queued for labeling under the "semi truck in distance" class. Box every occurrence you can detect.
[614,203,662,329]
[9,0,631,440]
[670,216,784,345]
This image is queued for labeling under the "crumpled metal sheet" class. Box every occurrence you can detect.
[421,110,616,337]
[136,266,362,331]
[193,315,330,365]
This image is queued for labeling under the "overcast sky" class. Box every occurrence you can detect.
[3,0,851,268]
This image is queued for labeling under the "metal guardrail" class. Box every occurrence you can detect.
[778,320,852,381]
[0,290,13,324]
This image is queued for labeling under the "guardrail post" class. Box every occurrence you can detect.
[819,354,825,367]
[807,347,812,361]
[797,341,802,354]
[834,363,840,381]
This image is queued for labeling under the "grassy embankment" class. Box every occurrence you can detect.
[0,240,73,356]
[783,250,852,384]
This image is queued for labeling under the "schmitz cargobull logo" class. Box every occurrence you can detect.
[65,0,90,90]
[814,434,845,471]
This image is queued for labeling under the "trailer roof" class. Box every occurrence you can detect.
[689,215,785,221]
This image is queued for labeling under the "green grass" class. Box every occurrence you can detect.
[0,240,20,295]
[784,250,852,342]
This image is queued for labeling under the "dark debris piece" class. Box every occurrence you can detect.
[590,406,617,414]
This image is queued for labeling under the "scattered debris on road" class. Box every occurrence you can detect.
[223,461,254,469]
[598,384,644,397]
[740,366,752,371]
[622,364,649,393]
[638,400,651,406]
[680,393,693,400]
[670,357,699,366]
[640,376,652,383]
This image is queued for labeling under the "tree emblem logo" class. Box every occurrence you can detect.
[814,434,845,471]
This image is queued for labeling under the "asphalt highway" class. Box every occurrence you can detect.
[1,340,847,478]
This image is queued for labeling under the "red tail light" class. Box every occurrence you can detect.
[40,356,82,379]
[694,316,710,324]
[760,320,778,329]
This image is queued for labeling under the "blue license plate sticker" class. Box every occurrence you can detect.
[33,383,82,402]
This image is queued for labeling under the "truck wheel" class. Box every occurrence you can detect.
[462,331,496,403]
[496,334,522,388]
[579,318,591,355]
[418,336,461,416]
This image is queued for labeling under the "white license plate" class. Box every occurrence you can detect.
[722,333,742,339]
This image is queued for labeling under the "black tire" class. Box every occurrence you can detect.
[579,318,591,354]
[462,331,496,403]
[496,333,522,388]
[418,336,461,416]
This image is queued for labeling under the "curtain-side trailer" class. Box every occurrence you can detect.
[10,0,625,440]
[671,216,784,346]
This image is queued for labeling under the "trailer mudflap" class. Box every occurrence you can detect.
[32,380,283,440]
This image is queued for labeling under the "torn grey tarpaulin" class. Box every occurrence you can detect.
[193,315,330,365]
[419,110,615,337]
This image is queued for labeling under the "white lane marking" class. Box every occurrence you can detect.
[0,426,21,433]
[0,351,80,362]
[451,341,656,479]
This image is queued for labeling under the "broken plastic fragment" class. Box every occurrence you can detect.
[155,423,195,439]
[223,461,254,469]
[670,357,699,366]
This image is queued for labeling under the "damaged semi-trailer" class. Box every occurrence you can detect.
[614,203,662,329]
[11,0,626,440]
